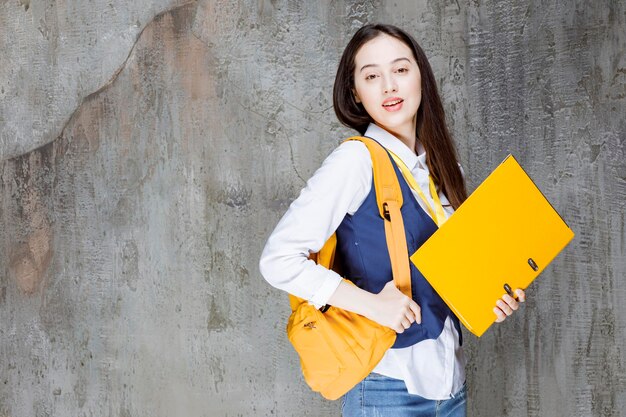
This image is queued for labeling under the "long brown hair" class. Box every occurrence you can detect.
[333,23,467,210]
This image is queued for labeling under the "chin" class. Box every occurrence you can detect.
[377,115,412,130]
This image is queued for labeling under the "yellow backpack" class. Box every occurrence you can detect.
[286,136,413,400]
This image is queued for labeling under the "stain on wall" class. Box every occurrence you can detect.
[0,0,624,416]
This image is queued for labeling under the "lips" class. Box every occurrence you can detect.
[382,97,404,112]
[382,97,404,107]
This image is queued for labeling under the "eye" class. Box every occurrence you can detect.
[397,67,409,73]
[365,74,377,80]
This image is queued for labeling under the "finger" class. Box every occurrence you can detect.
[502,294,519,310]
[401,300,415,324]
[496,299,513,316]
[408,300,422,324]
[406,311,416,324]
[493,307,506,323]
[401,317,411,329]
[515,289,526,302]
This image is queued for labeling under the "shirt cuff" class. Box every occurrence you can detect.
[307,273,344,309]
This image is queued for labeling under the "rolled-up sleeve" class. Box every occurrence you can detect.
[259,140,372,308]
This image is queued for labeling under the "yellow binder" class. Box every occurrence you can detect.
[409,154,575,337]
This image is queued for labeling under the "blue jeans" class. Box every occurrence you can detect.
[341,372,467,417]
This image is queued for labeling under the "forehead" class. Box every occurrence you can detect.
[354,34,413,68]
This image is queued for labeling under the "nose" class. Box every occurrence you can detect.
[383,75,398,94]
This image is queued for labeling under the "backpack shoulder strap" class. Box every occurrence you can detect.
[342,136,403,219]
[342,136,412,299]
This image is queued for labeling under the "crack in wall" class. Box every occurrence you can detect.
[3,1,199,164]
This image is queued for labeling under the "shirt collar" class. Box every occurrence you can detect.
[363,122,427,171]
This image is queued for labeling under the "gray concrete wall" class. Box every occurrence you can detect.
[0,0,624,416]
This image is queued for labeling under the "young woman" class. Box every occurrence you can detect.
[259,23,526,417]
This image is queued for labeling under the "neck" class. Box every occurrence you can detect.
[391,131,414,150]
[377,120,418,155]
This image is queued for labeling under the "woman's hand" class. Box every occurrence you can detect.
[493,288,526,323]
[367,280,421,333]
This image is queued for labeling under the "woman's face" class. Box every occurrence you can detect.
[352,34,421,138]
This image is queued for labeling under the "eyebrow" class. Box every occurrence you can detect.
[359,57,411,73]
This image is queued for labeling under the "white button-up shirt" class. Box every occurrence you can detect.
[259,122,466,400]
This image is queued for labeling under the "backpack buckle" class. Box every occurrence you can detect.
[382,202,391,221]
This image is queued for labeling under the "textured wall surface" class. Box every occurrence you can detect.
[1,1,624,416]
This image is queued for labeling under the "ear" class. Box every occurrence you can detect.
[352,89,361,103]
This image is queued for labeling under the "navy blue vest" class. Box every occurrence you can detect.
[335,138,463,348]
